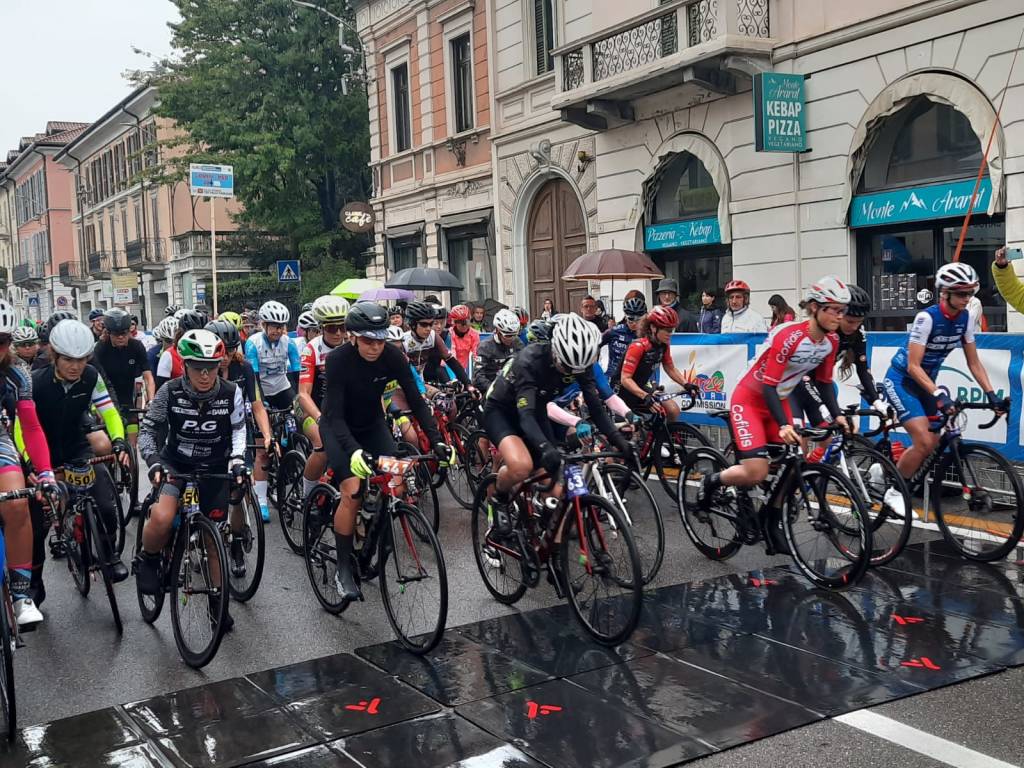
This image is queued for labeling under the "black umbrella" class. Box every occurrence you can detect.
[385,267,464,291]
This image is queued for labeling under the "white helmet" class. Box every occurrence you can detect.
[312,295,350,324]
[386,324,405,342]
[806,275,851,305]
[49,319,96,359]
[935,262,980,292]
[492,308,520,335]
[551,313,601,373]
[259,300,290,324]
[297,311,319,330]
[153,316,179,342]
[0,301,17,335]
[12,326,37,344]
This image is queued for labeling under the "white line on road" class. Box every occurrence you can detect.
[836,710,1019,768]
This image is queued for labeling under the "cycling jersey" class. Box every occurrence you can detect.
[449,327,479,372]
[146,344,163,380]
[298,336,340,411]
[737,321,838,398]
[155,346,184,385]
[245,331,301,397]
[472,337,522,391]
[889,305,974,380]
[601,322,635,385]
[552,362,615,408]
[1,362,51,473]
[620,337,673,402]
[92,338,150,409]
[226,358,261,409]
[402,329,470,387]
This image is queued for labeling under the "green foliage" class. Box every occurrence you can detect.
[216,273,297,306]
[298,256,359,303]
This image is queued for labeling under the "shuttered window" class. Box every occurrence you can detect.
[534,0,554,75]
[392,64,411,152]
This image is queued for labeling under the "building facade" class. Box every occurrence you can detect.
[354,0,497,307]
[0,162,16,294]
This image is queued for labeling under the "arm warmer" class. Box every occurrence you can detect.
[763,383,790,429]
[816,381,841,420]
[547,401,580,428]
[16,401,51,473]
[93,376,125,441]
[138,384,170,466]
[604,393,631,419]
[230,386,247,458]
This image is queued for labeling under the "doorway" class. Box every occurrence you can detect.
[526,178,587,316]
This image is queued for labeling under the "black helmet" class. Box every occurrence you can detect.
[177,310,206,332]
[405,301,436,323]
[434,305,448,321]
[846,284,871,318]
[525,319,553,344]
[622,296,647,318]
[301,302,314,313]
[130,314,139,324]
[103,308,132,334]
[165,304,181,317]
[345,301,390,340]
[205,319,241,351]
[47,310,77,327]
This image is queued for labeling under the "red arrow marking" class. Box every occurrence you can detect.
[750,578,778,587]
[900,657,941,670]
[526,701,563,720]
[344,697,381,714]
[892,614,925,626]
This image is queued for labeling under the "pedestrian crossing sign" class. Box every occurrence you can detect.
[277,260,301,283]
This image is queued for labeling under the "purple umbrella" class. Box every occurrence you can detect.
[358,287,416,302]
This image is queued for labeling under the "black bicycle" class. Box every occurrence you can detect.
[264,407,309,509]
[632,385,711,497]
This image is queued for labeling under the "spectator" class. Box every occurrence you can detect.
[768,294,796,328]
[655,278,697,332]
[698,289,722,334]
[580,295,609,332]
[470,304,488,332]
[721,279,768,332]
[992,246,1024,315]
[540,298,554,320]
[448,305,479,371]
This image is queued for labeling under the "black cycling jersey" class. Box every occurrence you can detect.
[92,338,149,408]
[226,359,260,405]
[472,337,522,391]
[485,343,618,453]
[31,364,120,467]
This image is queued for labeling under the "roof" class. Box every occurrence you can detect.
[55,84,157,163]
[2,121,90,180]
[44,121,89,134]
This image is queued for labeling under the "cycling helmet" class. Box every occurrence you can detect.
[492,308,520,335]
[805,275,851,305]
[846,284,872,318]
[178,329,225,364]
[345,301,390,340]
[242,310,259,326]
[218,311,242,331]
[88,308,104,321]
[386,325,405,342]
[259,300,290,324]
[526,319,553,344]
[102,308,132,334]
[165,304,181,317]
[297,311,318,330]
[403,301,436,323]
[12,326,38,345]
[153,316,179,342]
[387,305,403,317]
[433,306,449,322]
[935,262,980,292]
[647,305,679,329]
[514,306,530,327]
[177,309,206,332]
[551,314,601,373]
[49,320,95,359]
[724,280,751,295]
[301,302,314,313]
[449,304,470,322]
[622,296,647,319]
[0,300,18,335]
[311,295,350,324]
[205,319,241,351]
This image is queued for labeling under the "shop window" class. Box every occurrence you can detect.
[653,152,719,223]
[652,244,732,313]
[390,241,419,273]
[447,235,493,305]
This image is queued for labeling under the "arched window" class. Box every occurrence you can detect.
[653,152,719,222]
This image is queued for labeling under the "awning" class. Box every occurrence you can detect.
[440,209,491,239]
[385,222,424,242]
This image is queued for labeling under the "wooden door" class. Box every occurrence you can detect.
[526,179,588,317]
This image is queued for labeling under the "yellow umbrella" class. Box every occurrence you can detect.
[331,278,383,299]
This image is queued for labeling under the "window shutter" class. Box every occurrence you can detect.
[534,0,547,75]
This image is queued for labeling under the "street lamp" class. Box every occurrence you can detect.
[290,0,357,54]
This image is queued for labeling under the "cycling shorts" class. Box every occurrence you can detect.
[322,421,397,483]
[728,386,792,461]
[264,388,295,412]
[0,434,22,473]
[482,401,556,466]
[881,371,937,424]
[158,461,245,519]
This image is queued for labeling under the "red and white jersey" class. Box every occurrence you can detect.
[737,320,838,397]
[298,336,340,409]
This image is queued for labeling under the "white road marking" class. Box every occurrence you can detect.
[836,710,1019,768]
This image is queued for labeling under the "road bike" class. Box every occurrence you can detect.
[632,385,711,497]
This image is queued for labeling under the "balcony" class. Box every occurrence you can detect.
[87,251,114,279]
[552,0,772,129]
[58,260,87,286]
[125,239,166,271]
[12,260,45,286]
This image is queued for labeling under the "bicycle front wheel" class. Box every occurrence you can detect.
[228,486,266,602]
[653,422,711,497]
[170,515,229,669]
[396,442,439,532]
[0,584,15,742]
[463,430,494,492]
[134,496,165,624]
[276,449,308,554]
[443,423,475,510]
[933,443,1024,561]
[596,463,664,584]
[62,505,91,597]
[302,484,349,614]
[470,474,527,604]
[784,462,871,589]
[560,494,643,646]
[677,447,742,561]
[83,499,122,635]
[379,503,448,654]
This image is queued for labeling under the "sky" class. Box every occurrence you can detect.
[0,0,179,154]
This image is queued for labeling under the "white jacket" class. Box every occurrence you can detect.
[720,307,768,333]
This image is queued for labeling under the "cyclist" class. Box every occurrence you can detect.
[241,310,259,342]
[88,309,105,342]
[320,301,450,601]
[297,311,320,345]
[12,326,39,368]
[448,305,479,374]
[218,311,243,334]
[33,311,77,372]
[482,314,633,536]
[720,280,768,332]
[296,296,350,499]
[472,308,522,392]
[619,306,692,422]
[402,301,474,391]
[388,306,404,328]
[148,317,177,379]
[93,309,156,448]
[135,329,249,629]
[29,319,132,592]
[383,324,424,445]
[881,262,1003,481]
[698,277,852,524]
[156,310,205,388]
[514,306,530,345]
[602,296,646,387]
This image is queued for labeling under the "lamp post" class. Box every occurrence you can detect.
[290,0,367,94]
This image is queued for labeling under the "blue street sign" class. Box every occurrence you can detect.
[277,260,301,283]
[189,163,234,198]
[644,216,722,251]
[27,295,39,307]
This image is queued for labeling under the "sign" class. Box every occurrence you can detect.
[644,216,721,251]
[196,282,206,305]
[753,73,807,152]
[189,163,235,198]
[277,260,301,283]
[113,288,133,305]
[55,295,70,308]
[341,201,375,233]
[850,177,992,228]
[27,295,39,308]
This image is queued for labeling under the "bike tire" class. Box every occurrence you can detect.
[470,474,528,605]
[302,484,349,614]
[379,503,448,654]
[134,497,165,624]
[170,515,229,669]
[228,487,266,603]
[0,583,16,742]
[559,494,643,646]
[653,422,711,497]
[291,433,313,459]
[396,442,439,532]
[677,447,743,561]
[932,443,1024,562]
[443,423,476,510]
[112,481,127,558]
[276,450,308,554]
[63,504,91,597]
[463,429,494,491]
[598,463,664,584]
[83,499,123,635]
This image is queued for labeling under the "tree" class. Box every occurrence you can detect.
[141,0,372,270]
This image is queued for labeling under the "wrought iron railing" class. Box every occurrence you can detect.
[563,49,585,91]
[126,239,168,269]
[736,0,769,38]
[687,0,718,45]
[87,251,113,275]
[58,260,84,282]
[12,260,45,284]
[592,11,678,81]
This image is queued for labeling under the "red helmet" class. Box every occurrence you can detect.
[449,304,470,322]
[647,305,678,329]
[514,306,530,326]
[724,279,750,295]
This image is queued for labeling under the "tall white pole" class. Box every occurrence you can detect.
[211,197,219,316]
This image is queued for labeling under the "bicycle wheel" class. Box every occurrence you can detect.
[276,450,308,554]
[62,504,90,597]
[469,474,527,604]
[463,430,494,491]
[784,462,871,589]
[596,463,664,584]
[302,484,348,614]
[134,497,164,624]
[111,484,127,558]
[291,433,313,459]
[932,443,1024,561]
[0,584,16,742]
[170,515,229,669]
[396,443,439,532]
[379,502,448,653]
[835,436,912,566]
[443,423,475,510]
[560,494,643,646]
[677,447,742,561]
[228,486,266,603]
[83,499,123,635]
[653,422,711,497]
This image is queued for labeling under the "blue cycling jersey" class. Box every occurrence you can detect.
[553,362,614,407]
[602,322,635,384]
[889,305,975,380]
[245,331,301,397]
